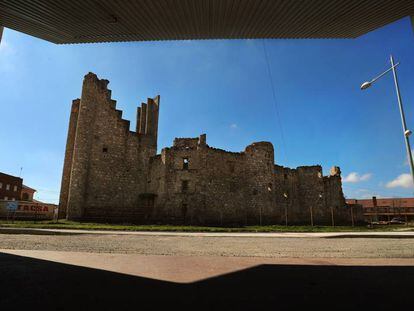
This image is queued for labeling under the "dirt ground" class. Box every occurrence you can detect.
[2,232,414,310]
[1,232,414,258]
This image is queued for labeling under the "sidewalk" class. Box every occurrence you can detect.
[3,249,414,283]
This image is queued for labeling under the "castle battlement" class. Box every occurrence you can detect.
[60,73,348,225]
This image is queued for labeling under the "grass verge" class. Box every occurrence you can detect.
[0,220,412,232]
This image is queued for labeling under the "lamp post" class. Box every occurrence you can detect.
[361,55,414,192]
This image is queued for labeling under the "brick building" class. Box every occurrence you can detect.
[59,73,350,225]
[0,173,58,220]
[346,197,414,223]
[0,172,22,201]
[21,185,36,202]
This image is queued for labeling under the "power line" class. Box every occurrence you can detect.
[262,39,287,162]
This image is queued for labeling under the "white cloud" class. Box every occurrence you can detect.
[360,174,372,181]
[342,172,372,183]
[230,123,238,129]
[386,174,413,189]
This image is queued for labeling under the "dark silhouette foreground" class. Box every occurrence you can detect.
[0,252,412,310]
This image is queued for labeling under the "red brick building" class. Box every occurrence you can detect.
[21,185,36,201]
[0,172,22,201]
[346,197,414,222]
[0,172,57,220]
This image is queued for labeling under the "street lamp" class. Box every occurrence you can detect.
[361,55,414,191]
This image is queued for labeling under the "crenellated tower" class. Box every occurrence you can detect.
[59,72,348,225]
[59,72,160,220]
[136,95,160,147]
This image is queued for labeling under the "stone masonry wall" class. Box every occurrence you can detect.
[60,73,348,225]
[148,136,277,225]
[59,99,80,219]
[147,135,348,226]
[61,73,159,221]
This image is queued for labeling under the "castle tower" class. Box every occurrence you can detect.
[136,95,160,147]
[59,73,160,220]
[58,99,80,219]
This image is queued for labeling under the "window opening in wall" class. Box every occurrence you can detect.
[0,182,2,188]
[183,158,189,170]
[13,185,17,192]
[267,183,272,192]
[181,180,189,193]
[6,184,10,190]
[102,147,108,153]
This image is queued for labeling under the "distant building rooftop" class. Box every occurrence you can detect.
[22,185,37,192]
[0,172,22,180]
[347,198,414,208]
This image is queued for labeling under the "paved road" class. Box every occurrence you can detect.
[2,249,414,283]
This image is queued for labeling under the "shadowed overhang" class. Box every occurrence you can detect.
[0,0,413,44]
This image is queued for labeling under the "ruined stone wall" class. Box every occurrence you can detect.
[149,135,348,226]
[296,166,329,225]
[274,165,304,225]
[147,135,348,226]
[243,142,277,225]
[61,73,159,221]
[60,73,349,225]
[273,166,324,225]
[59,99,80,219]
[273,164,348,225]
[148,136,278,225]
[323,166,348,225]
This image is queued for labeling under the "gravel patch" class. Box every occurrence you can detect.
[0,233,413,258]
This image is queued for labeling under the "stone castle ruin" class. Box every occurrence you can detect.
[59,73,349,225]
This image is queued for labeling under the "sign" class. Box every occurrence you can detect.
[6,201,18,211]
[0,200,57,219]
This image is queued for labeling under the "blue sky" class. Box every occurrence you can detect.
[1,17,414,203]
